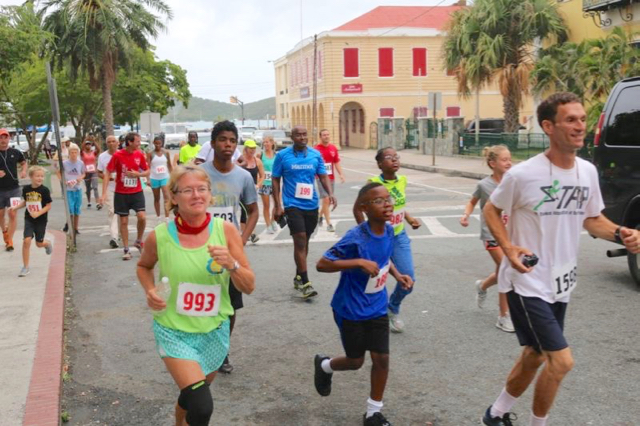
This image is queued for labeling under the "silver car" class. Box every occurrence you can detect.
[252,130,292,151]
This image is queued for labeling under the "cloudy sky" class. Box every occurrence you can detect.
[2,0,456,102]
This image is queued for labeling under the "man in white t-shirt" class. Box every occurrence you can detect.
[480,92,640,426]
[96,135,119,248]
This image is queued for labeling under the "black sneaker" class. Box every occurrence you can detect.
[63,223,68,232]
[87,203,92,209]
[314,354,332,396]
[96,203,103,211]
[363,412,391,426]
[218,355,233,374]
[482,406,517,426]
[109,238,119,249]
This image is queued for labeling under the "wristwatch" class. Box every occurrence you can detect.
[229,260,240,272]
[614,226,623,244]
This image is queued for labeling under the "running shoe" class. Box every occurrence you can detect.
[482,406,517,425]
[63,223,68,232]
[314,354,332,396]
[218,355,233,374]
[87,203,92,209]
[45,240,53,255]
[388,310,405,333]
[75,230,80,235]
[109,238,119,249]
[2,226,8,244]
[19,267,30,277]
[300,283,318,299]
[363,412,392,426]
[496,314,515,333]
[122,249,132,261]
[318,216,323,227]
[96,203,103,211]
[266,224,275,235]
[250,233,260,244]
[327,224,335,232]
[134,239,144,253]
[6,240,14,252]
[293,275,304,291]
[476,280,487,309]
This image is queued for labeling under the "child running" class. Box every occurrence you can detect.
[315,182,413,426]
[58,143,85,234]
[11,166,53,276]
[460,144,514,333]
[258,134,277,234]
[353,147,421,333]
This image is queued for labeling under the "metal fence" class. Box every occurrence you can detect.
[459,133,593,161]
[405,118,449,149]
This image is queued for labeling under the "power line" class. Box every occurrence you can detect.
[375,0,454,38]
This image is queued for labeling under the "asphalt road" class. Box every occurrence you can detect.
[59,155,640,425]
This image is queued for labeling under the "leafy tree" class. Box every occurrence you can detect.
[43,0,172,135]
[444,0,567,132]
[112,48,190,126]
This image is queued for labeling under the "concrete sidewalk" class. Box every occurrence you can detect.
[339,147,494,180]
[0,228,66,426]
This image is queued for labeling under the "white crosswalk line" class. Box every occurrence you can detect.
[418,216,459,237]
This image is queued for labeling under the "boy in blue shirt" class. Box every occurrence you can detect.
[315,182,413,426]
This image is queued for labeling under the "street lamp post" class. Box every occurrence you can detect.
[230,96,245,125]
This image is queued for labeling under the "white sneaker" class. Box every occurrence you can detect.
[388,310,405,333]
[266,224,275,234]
[475,280,487,309]
[496,314,515,333]
[19,267,30,277]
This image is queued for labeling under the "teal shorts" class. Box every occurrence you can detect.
[153,320,230,375]
[150,177,168,189]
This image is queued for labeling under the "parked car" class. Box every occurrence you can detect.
[251,129,293,150]
[592,76,640,287]
[464,118,525,134]
[237,126,257,142]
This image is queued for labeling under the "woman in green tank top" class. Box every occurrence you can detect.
[259,135,278,233]
[137,165,255,425]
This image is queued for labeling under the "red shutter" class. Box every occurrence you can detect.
[378,48,393,77]
[344,48,359,77]
[413,48,427,76]
[380,108,394,118]
[447,106,461,117]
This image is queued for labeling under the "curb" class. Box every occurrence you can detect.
[400,162,489,180]
[23,230,67,426]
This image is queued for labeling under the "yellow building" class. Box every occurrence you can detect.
[558,0,640,41]
[274,6,534,149]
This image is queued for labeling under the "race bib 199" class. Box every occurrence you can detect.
[10,197,21,208]
[208,206,234,223]
[123,176,138,188]
[553,260,577,301]
[365,263,390,294]
[155,165,167,175]
[26,201,42,214]
[86,164,96,172]
[176,282,221,317]
[295,183,313,200]
[325,163,333,176]
[389,209,405,229]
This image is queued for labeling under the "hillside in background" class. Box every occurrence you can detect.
[163,96,276,122]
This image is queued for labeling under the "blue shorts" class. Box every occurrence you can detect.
[150,177,168,189]
[153,320,230,375]
[507,291,568,353]
[67,190,82,215]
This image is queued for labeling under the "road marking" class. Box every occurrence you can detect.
[420,216,459,237]
[341,167,472,196]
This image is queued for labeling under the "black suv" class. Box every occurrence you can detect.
[593,76,640,286]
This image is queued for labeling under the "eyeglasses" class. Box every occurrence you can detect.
[363,196,395,206]
[383,155,400,161]
[174,186,210,196]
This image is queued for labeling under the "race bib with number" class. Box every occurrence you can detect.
[389,209,405,229]
[26,201,42,214]
[553,260,577,301]
[295,183,314,200]
[264,171,272,181]
[176,282,221,317]
[208,206,235,223]
[10,197,21,208]
[365,263,390,294]
[324,163,333,176]
[123,176,138,188]
[86,164,96,172]
[155,165,167,175]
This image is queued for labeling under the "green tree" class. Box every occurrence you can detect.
[443,0,567,132]
[112,48,190,126]
[43,0,172,135]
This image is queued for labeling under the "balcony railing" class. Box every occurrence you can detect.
[583,0,627,12]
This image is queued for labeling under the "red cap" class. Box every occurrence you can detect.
[0,128,9,137]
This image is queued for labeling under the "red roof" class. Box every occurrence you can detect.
[333,6,462,31]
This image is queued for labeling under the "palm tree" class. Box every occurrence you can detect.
[43,0,172,135]
[444,0,567,132]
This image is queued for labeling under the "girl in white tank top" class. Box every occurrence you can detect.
[147,137,173,221]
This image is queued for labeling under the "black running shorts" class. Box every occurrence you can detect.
[333,312,389,359]
[507,290,568,353]
[285,207,318,237]
[114,191,146,216]
[24,219,47,243]
[229,278,243,311]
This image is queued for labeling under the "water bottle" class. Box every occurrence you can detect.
[153,277,171,315]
